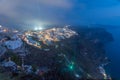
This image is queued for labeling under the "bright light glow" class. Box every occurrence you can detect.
[38,27,43,30]
[0,25,2,28]
[75,74,80,78]
[34,27,43,31]
[69,64,74,70]
[70,66,73,69]
[34,27,38,30]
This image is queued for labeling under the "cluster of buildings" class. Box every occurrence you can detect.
[23,27,78,48]
[0,25,24,57]
[4,35,23,50]
[0,25,78,54]
[0,25,19,34]
[0,35,23,57]
[0,25,78,53]
[0,25,8,33]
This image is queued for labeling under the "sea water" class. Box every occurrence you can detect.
[105,27,120,79]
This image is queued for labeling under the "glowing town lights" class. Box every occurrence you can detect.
[3,29,7,32]
[24,27,77,48]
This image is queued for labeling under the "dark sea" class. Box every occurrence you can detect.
[105,27,120,79]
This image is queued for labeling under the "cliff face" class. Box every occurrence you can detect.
[25,27,113,79]
[0,26,113,80]
[73,27,113,79]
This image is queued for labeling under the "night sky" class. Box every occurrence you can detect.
[0,0,120,26]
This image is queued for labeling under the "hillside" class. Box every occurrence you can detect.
[0,26,113,80]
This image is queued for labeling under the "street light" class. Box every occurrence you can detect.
[68,63,74,70]
[69,65,73,70]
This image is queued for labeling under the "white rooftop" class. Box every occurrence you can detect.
[5,38,23,50]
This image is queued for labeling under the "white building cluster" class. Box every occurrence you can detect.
[0,25,78,50]
[4,35,23,50]
[0,25,23,50]
[24,27,78,47]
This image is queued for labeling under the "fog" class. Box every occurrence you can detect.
[1,0,120,28]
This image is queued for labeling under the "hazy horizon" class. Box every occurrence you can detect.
[1,0,120,27]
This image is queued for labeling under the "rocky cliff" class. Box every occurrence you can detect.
[0,26,113,80]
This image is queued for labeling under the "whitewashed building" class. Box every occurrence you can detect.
[4,38,23,50]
